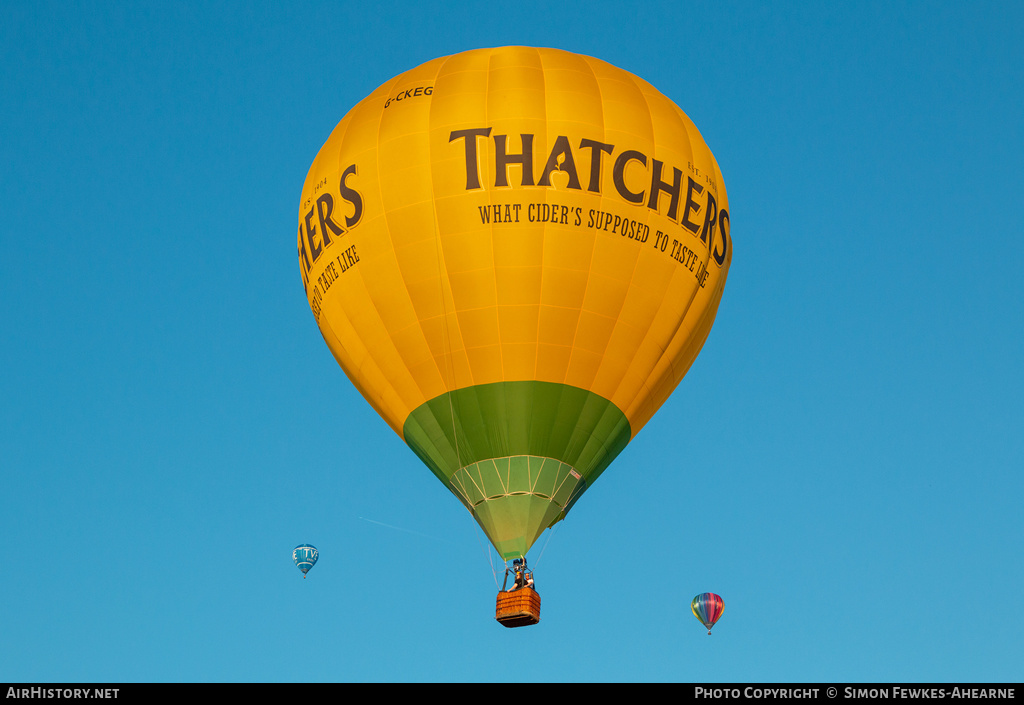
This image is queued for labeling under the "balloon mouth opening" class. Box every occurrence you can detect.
[446,455,588,559]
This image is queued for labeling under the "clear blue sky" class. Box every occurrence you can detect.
[2,0,1022,684]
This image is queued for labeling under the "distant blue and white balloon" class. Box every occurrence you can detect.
[293,544,318,578]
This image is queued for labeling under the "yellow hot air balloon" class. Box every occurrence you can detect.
[298,46,731,568]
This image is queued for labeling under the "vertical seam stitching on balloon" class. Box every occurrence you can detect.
[661,91,706,399]
[364,73,430,421]
[428,52,465,478]
[425,53,503,580]
[560,57,612,493]
[617,73,675,434]
[533,46,548,384]
[605,72,660,431]
[563,55,604,392]
[486,49,505,384]
[523,46,547,517]
[617,80,706,437]
[577,56,645,396]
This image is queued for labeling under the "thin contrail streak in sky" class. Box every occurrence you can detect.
[357,516,451,543]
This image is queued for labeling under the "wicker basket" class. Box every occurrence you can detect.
[495,588,541,628]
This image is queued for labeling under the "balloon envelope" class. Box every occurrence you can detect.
[293,544,318,576]
[691,592,724,632]
[298,46,731,559]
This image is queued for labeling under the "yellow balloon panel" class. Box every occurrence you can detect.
[299,46,731,441]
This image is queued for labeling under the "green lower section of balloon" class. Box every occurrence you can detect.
[449,456,584,558]
[402,381,631,558]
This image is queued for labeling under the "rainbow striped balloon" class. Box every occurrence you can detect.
[691,592,724,634]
